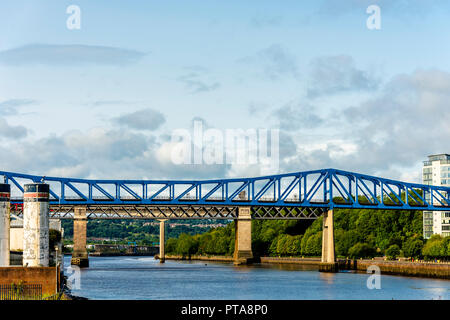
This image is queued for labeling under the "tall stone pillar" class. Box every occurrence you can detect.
[233,207,253,265]
[23,183,50,267]
[319,209,338,272]
[71,206,89,268]
[159,219,166,263]
[0,184,10,267]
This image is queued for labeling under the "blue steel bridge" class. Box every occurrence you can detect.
[2,168,450,220]
[3,168,450,269]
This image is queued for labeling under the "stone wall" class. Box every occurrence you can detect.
[162,254,234,262]
[0,266,60,296]
[260,257,321,265]
[354,260,450,279]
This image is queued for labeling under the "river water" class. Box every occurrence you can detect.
[63,255,449,300]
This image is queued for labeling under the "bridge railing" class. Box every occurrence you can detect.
[1,169,449,211]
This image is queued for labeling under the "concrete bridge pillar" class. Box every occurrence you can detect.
[159,219,167,263]
[71,206,89,268]
[319,209,338,272]
[0,184,10,267]
[234,207,253,265]
[23,183,50,267]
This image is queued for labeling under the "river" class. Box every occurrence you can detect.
[63,255,449,300]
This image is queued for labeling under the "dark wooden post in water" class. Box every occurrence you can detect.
[319,209,338,272]
[71,206,89,268]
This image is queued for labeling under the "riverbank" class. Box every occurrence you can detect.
[161,255,450,279]
[261,257,450,279]
[89,252,156,257]
[88,244,158,257]
[351,259,450,279]
[158,254,234,262]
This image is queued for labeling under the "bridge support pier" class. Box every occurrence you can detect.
[71,206,89,268]
[159,219,167,263]
[319,209,338,272]
[234,207,253,265]
[23,183,50,267]
[0,184,10,267]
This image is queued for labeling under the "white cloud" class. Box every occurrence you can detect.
[0,44,146,66]
[0,99,37,116]
[307,55,379,98]
[271,101,324,131]
[238,44,299,81]
[114,108,166,131]
[0,118,28,139]
[178,66,221,94]
[278,69,450,182]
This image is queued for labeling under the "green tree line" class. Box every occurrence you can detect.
[165,208,450,260]
[61,219,218,245]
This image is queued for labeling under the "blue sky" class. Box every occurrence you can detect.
[0,1,449,181]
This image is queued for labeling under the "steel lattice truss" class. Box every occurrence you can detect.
[11,205,238,220]
[252,206,326,219]
[10,205,326,220]
[2,168,450,211]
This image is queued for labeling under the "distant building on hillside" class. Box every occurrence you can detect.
[422,154,450,239]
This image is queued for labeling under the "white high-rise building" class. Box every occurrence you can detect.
[422,154,450,239]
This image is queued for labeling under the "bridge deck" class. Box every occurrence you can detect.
[2,168,449,212]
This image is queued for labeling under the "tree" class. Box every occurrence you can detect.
[303,232,322,256]
[147,202,435,261]
[440,237,450,258]
[276,234,290,256]
[289,235,302,256]
[335,229,360,257]
[197,233,212,255]
[273,234,300,256]
[49,229,61,249]
[348,243,376,259]
[386,244,401,260]
[422,241,442,260]
[214,236,230,255]
[422,235,444,260]
[402,237,423,258]
[176,234,198,257]
[269,236,280,256]
[166,238,177,254]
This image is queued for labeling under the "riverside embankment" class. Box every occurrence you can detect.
[350,259,450,279]
[161,255,450,279]
[158,254,234,262]
[89,244,158,257]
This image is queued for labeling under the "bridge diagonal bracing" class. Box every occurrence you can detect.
[2,168,449,212]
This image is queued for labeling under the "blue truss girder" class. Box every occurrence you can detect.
[1,168,449,211]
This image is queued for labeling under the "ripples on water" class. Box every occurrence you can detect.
[64,256,449,300]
